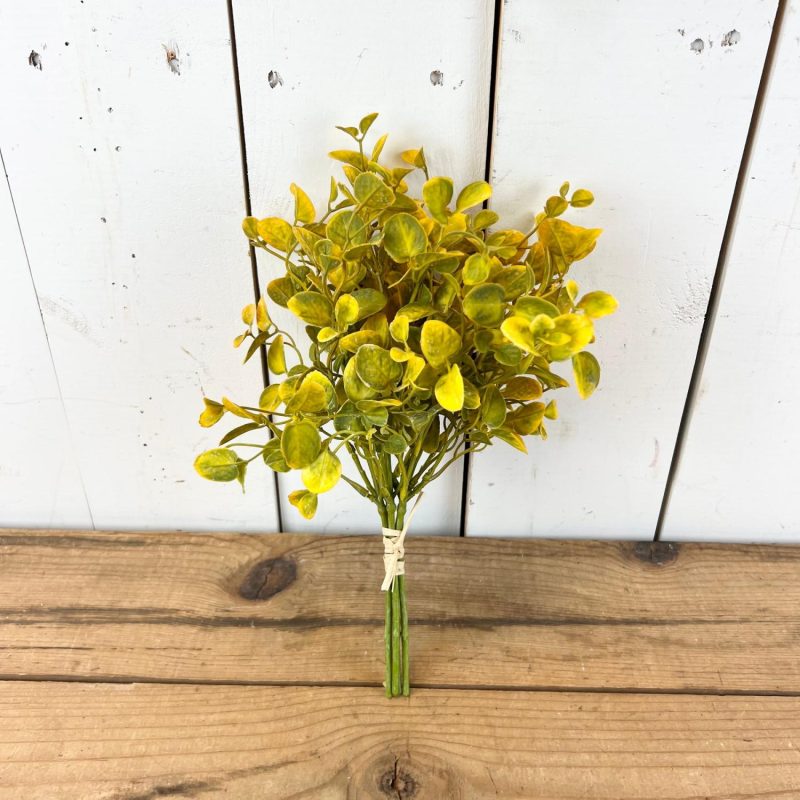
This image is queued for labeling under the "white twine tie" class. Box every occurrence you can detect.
[381,493,424,592]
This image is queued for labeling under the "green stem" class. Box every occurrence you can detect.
[398,574,409,696]
[391,579,401,696]
[384,586,393,698]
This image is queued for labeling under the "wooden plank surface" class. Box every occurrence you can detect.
[664,2,800,542]
[0,163,91,528]
[2,681,799,799]
[3,529,800,692]
[0,1,279,532]
[466,0,778,539]
[232,0,494,535]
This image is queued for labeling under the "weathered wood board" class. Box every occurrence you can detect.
[3,682,799,799]
[466,0,779,538]
[3,529,800,693]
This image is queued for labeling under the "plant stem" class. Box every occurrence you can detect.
[398,574,409,696]
[384,586,392,698]
[391,579,401,696]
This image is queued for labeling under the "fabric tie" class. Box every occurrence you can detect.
[381,493,423,592]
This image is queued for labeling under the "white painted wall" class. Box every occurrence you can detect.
[1,1,798,542]
[0,1,278,531]
[466,0,778,539]
[662,2,800,542]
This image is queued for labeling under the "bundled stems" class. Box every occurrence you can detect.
[384,500,409,697]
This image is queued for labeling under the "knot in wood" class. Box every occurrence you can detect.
[239,556,297,600]
[632,541,679,567]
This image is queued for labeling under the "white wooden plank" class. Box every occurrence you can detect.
[663,2,800,543]
[0,1,279,532]
[0,165,92,528]
[233,0,493,534]
[466,0,777,539]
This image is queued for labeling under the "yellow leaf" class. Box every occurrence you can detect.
[194,448,241,482]
[456,181,492,212]
[422,176,453,223]
[420,320,461,366]
[241,303,256,325]
[287,292,334,326]
[257,217,294,252]
[383,213,427,263]
[281,421,321,469]
[572,351,601,399]
[268,335,286,374]
[256,297,270,331]
[199,398,225,428]
[288,489,318,519]
[577,291,619,318]
[302,449,342,494]
[290,183,316,224]
[435,364,464,412]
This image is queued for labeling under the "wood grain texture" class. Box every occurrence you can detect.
[0,1,279,532]
[0,165,91,528]
[3,681,800,799]
[466,0,778,539]
[3,529,800,692]
[232,0,494,535]
[664,2,800,542]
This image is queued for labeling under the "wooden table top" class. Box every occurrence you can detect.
[1,529,799,798]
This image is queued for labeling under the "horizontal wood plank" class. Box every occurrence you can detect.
[2,530,799,692]
[2,681,799,799]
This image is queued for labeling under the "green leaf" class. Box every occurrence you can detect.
[502,376,543,401]
[351,288,387,320]
[288,489,318,519]
[383,213,427,263]
[356,399,390,427]
[281,420,321,469]
[257,217,294,252]
[262,439,290,472]
[493,427,528,454]
[267,277,294,307]
[340,329,384,353]
[545,195,569,217]
[219,422,261,445]
[462,252,491,285]
[194,448,241,482]
[570,188,594,208]
[267,335,287,374]
[473,209,499,231]
[480,385,507,428]
[572,351,601,399]
[287,292,334,326]
[389,314,409,343]
[463,283,505,327]
[285,380,327,413]
[422,176,454,223]
[343,360,377,403]
[258,384,282,411]
[326,209,369,247]
[359,112,379,135]
[577,291,618,319]
[354,344,402,390]
[242,217,260,240]
[335,294,359,328]
[301,449,342,494]
[515,296,560,320]
[354,172,395,209]
[456,181,492,212]
[256,297,270,331]
[328,149,365,169]
[420,320,461,366]
[435,364,464,412]
[199,398,225,428]
[290,183,316,223]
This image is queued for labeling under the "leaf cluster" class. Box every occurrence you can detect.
[194,113,617,523]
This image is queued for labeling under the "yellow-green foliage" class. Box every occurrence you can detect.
[194,114,617,523]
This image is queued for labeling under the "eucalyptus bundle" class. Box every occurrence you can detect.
[194,113,617,697]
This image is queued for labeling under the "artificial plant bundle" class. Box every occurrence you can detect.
[194,113,617,697]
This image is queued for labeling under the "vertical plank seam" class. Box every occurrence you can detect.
[459,0,505,537]
[0,148,96,529]
[653,0,788,541]
[226,0,284,531]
